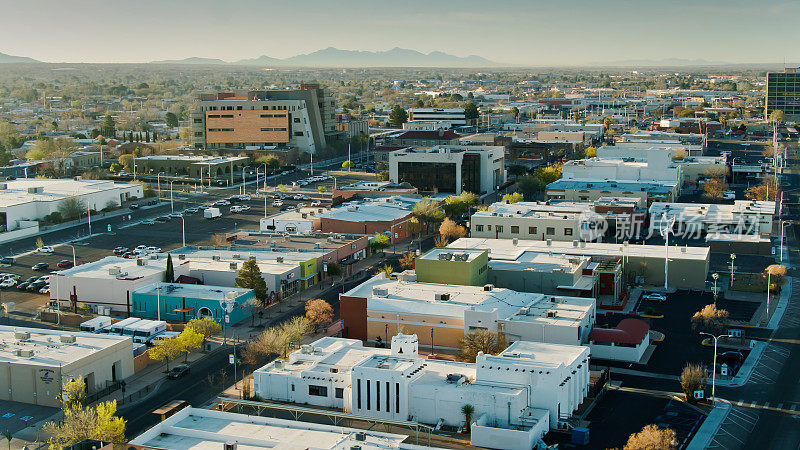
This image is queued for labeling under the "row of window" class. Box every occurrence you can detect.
[307,384,344,398]
[356,379,400,414]
[260,127,287,132]
[208,114,234,119]
[260,113,286,118]
[208,128,234,132]
[205,105,300,111]
[474,224,573,236]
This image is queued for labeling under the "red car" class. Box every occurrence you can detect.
[56,260,74,268]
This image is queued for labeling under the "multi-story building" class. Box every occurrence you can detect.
[649,200,775,236]
[191,85,338,153]
[546,179,678,205]
[389,130,461,146]
[407,107,466,126]
[766,68,800,120]
[132,155,249,178]
[254,334,590,447]
[470,201,607,242]
[389,145,505,194]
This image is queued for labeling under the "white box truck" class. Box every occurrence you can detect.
[79,316,112,333]
[131,320,168,344]
[110,317,141,335]
[204,207,221,219]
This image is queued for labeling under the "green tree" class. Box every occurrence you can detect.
[118,154,133,171]
[413,198,446,231]
[185,316,222,347]
[101,114,116,138]
[370,234,391,252]
[317,185,327,194]
[35,237,44,248]
[257,155,281,171]
[502,192,524,203]
[464,101,479,124]
[26,137,78,174]
[507,165,528,178]
[769,109,786,124]
[164,253,174,283]
[149,335,182,371]
[461,404,475,431]
[164,112,179,128]
[177,327,204,362]
[58,196,86,220]
[342,160,353,171]
[236,258,268,305]
[389,105,408,128]
[680,364,707,404]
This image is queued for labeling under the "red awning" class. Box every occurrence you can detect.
[590,318,649,345]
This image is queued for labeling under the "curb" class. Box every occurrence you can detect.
[686,400,731,450]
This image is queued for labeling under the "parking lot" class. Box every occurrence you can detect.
[0,400,59,436]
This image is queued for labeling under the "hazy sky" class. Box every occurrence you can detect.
[0,0,797,65]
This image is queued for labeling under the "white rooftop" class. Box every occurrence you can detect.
[0,178,140,208]
[320,196,418,223]
[490,340,588,369]
[57,255,169,280]
[0,326,129,368]
[128,407,423,450]
[475,201,591,219]
[450,237,710,261]
[133,282,252,300]
[489,252,588,274]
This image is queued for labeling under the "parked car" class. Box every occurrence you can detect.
[37,246,55,254]
[155,216,170,223]
[272,200,283,207]
[185,207,200,214]
[135,245,148,252]
[25,276,39,283]
[239,194,251,201]
[57,260,74,269]
[113,246,129,255]
[146,246,162,253]
[311,201,321,207]
[39,285,50,294]
[167,364,190,380]
[122,252,135,259]
[27,280,47,291]
[641,292,667,302]
[0,279,17,288]
[17,282,30,290]
[0,256,14,265]
[142,219,156,225]
[230,205,244,213]
[129,203,139,210]
[239,205,251,211]
[169,212,183,218]
[32,262,49,271]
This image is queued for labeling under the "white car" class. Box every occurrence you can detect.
[147,246,162,254]
[39,285,50,294]
[239,194,252,201]
[239,205,251,211]
[272,201,283,207]
[311,201,321,207]
[135,245,148,252]
[0,279,17,288]
[37,275,51,283]
[641,292,667,302]
[37,246,55,253]
[722,190,736,200]
[230,205,244,213]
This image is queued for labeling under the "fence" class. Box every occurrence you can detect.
[86,380,122,405]
[119,383,155,405]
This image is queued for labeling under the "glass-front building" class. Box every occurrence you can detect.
[766,69,800,119]
[397,162,457,193]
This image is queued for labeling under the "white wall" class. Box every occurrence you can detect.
[471,410,549,450]
[589,333,649,362]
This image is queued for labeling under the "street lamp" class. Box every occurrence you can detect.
[699,332,734,403]
[729,254,736,287]
[711,273,719,307]
[780,220,790,262]
[180,216,186,248]
[169,181,176,213]
[659,214,675,290]
[157,172,165,198]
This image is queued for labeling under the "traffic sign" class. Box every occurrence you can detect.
[229,354,235,365]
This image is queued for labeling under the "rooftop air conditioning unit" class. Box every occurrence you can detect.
[229,262,237,270]
[212,255,221,261]
[572,240,579,247]
[0,183,6,190]
[512,238,519,246]
[454,253,469,261]
[232,254,241,260]
[60,335,76,344]
[546,310,558,318]
[276,257,284,263]
[274,360,284,369]
[302,213,308,219]
[300,344,315,354]
[435,293,450,301]
[136,258,147,266]
[224,442,238,450]
[437,252,453,261]
[546,239,552,246]
[354,432,367,442]
[373,288,389,297]
[483,284,494,291]
[108,267,121,275]
[314,242,321,249]
[178,254,185,260]
[14,331,30,341]
[580,241,586,248]
[15,349,34,358]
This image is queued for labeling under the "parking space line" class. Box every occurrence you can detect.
[791,404,797,411]
[764,402,770,408]
[750,402,758,408]
[737,400,744,406]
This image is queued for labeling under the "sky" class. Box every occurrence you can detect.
[0,0,797,66]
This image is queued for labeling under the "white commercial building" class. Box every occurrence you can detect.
[0,326,133,406]
[649,200,775,236]
[0,178,142,231]
[254,334,590,449]
[129,406,430,450]
[389,145,505,195]
[561,150,682,186]
[470,201,606,242]
[408,107,466,126]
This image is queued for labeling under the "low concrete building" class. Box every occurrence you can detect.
[588,318,651,363]
[389,145,505,195]
[316,196,418,243]
[470,201,606,242]
[0,326,133,406]
[546,179,678,205]
[254,334,590,448]
[132,283,254,325]
[450,237,710,290]
[133,155,249,178]
[333,181,418,200]
[649,200,775,236]
[129,406,424,450]
[340,273,595,349]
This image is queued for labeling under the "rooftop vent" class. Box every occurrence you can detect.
[373,288,389,297]
[437,252,453,261]
[454,253,469,262]
[60,335,76,344]
[435,293,450,301]
[483,284,494,291]
[212,255,221,261]
[274,360,284,370]
[136,258,147,266]
[546,310,558,318]
[276,257,284,263]
[512,238,519,246]
[354,432,367,442]
[229,262,238,270]
[232,254,241,260]
[14,331,30,341]
[108,266,121,275]
[15,349,34,358]
[178,254,185,260]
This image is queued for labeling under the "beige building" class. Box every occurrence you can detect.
[0,326,133,407]
[470,201,606,242]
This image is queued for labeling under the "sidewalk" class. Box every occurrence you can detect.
[686,401,732,450]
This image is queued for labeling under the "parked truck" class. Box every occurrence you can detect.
[79,316,112,333]
[204,207,221,219]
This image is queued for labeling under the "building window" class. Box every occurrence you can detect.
[308,385,328,397]
[565,228,573,236]
[528,226,537,234]
[510,226,519,234]
[366,379,371,410]
[291,384,295,391]
[193,118,202,123]
[546,227,555,235]
[357,379,362,409]
[395,383,400,413]
[194,132,203,137]
[294,117,301,123]
[496,225,503,233]
[375,380,380,409]
[335,387,344,399]
[475,225,484,232]
[487,225,492,231]
[294,131,304,136]
[386,381,390,412]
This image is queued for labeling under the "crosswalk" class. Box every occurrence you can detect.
[731,399,799,413]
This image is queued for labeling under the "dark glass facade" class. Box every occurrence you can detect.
[397,162,456,193]
[461,153,481,194]
[766,71,800,117]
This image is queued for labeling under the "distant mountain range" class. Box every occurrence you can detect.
[0,51,39,63]
[149,47,499,67]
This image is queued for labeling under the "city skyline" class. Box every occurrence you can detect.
[0,0,798,66]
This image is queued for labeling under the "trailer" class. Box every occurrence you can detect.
[204,207,221,219]
[79,316,112,333]
[110,317,141,335]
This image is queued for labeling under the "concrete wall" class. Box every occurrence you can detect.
[414,251,489,286]
[471,411,549,450]
[589,334,649,363]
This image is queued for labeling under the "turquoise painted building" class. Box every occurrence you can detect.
[131,282,254,325]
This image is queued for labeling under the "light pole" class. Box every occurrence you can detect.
[169,181,175,213]
[87,203,92,236]
[180,216,186,248]
[659,214,675,290]
[780,220,790,262]
[157,172,164,198]
[699,332,733,403]
[712,273,719,307]
[156,283,161,321]
[729,254,736,287]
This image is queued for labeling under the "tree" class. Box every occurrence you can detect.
[399,251,416,270]
[62,379,87,410]
[502,192,524,203]
[745,177,781,201]
[624,424,677,450]
[672,149,687,160]
[317,185,327,194]
[389,105,408,128]
[584,146,597,158]
[764,264,787,292]
[185,317,222,347]
[101,114,116,138]
[243,327,286,365]
[118,154,133,171]
[769,109,786,124]
[507,165,528,178]
[164,112,179,128]
[680,363,707,403]
[342,160,353,171]
[413,198,445,231]
[691,304,730,334]
[281,316,312,354]
[58,196,87,221]
[325,261,341,279]
[370,234,391,253]
[703,166,729,179]
[464,101,479,124]
[177,328,204,362]
[35,237,44,249]
[92,400,126,445]
[277,184,288,192]
[439,218,467,241]
[149,335,182,371]
[517,174,545,200]
[458,329,505,362]
[236,258,268,305]
[702,178,728,201]
[257,155,281,171]
[434,235,449,248]
[305,298,334,328]
[43,399,126,449]
[164,253,174,283]
[461,404,475,431]
[26,137,78,174]
[375,264,394,278]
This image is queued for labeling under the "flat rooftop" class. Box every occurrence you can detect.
[57,255,170,279]
[419,248,486,262]
[475,201,591,219]
[320,197,417,222]
[489,252,588,274]
[0,326,129,368]
[494,340,588,368]
[0,178,140,208]
[546,179,677,193]
[450,237,710,261]
[171,246,328,263]
[128,407,420,449]
[650,201,775,221]
[258,338,390,377]
[133,282,252,300]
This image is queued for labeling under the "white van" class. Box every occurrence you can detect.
[79,316,112,333]
[109,317,141,335]
[131,320,168,344]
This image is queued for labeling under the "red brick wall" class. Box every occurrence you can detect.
[319,214,412,242]
[340,295,367,341]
